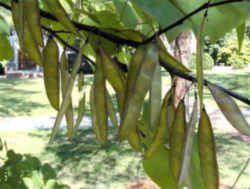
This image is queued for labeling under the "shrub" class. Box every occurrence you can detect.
[217,34,250,69]
[0,139,70,189]
[190,52,214,70]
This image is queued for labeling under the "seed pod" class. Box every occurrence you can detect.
[100,47,126,114]
[93,50,108,145]
[90,86,102,142]
[44,0,78,34]
[11,1,43,66]
[208,83,250,136]
[145,88,172,157]
[105,89,119,128]
[74,93,86,133]
[120,42,159,140]
[49,47,82,143]
[23,0,43,47]
[78,72,84,92]
[198,107,219,189]
[60,51,74,140]
[178,96,198,186]
[149,62,162,130]
[169,100,187,180]
[43,37,60,111]
[11,1,24,50]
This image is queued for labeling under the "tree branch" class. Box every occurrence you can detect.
[159,60,250,105]
[1,0,249,106]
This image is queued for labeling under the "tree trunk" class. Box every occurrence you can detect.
[173,31,193,107]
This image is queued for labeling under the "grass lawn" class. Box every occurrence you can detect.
[0,68,249,117]
[0,68,249,188]
[0,127,249,189]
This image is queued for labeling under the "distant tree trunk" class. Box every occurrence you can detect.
[173,31,193,107]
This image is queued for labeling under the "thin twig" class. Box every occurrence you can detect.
[232,157,250,189]
[159,60,250,105]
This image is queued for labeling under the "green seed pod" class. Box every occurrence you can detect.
[93,50,108,145]
[198,107,219,189]
[169,100,187,180]
[60,51,74,140]
[23,0,43,47]
[43,37,60,111]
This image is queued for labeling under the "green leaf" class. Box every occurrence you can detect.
[236,22,246,52]
[130,0,192,41]
[0,15,9,35]
[167,0,250,41]
[41,163,57,183]
[96,11,123,28]
[114,0,140,29]
[44,180,57,189]
[0,34,13,61]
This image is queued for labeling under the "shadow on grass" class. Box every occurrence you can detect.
[0,90,47,117]
[27,125,250,188]
[0,78,49,117]
[29,127,145,189]
[215,132,250,180]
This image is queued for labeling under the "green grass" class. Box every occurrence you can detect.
[0,128,249,189]
[0,68,249,117]
[0,76,93,117]
[0,68,249,188]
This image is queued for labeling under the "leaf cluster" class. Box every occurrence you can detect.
[0,140,70,189]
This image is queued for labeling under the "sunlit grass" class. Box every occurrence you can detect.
[0,127,249,189]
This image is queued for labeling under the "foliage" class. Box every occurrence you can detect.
[217,33,250,69]
[0,139,70,189]
[191,53,214,70]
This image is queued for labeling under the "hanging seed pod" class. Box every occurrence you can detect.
[23,0,43,47]
[100,47,126,114]
[60,51,74,139]
[169,100,187,180]
[145,88,172,158]
[74,93,86,133]
[93,49,108,145]
[44,0,78,34]
[43,37,60,111]
[90,86,102,142]
[105,89,119,128]
[178,96,198,186]
[198,107,219,189]
[208,83,250,136]
[49,46,83,143]
[149,62,162,130]
[119,42,159,152]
